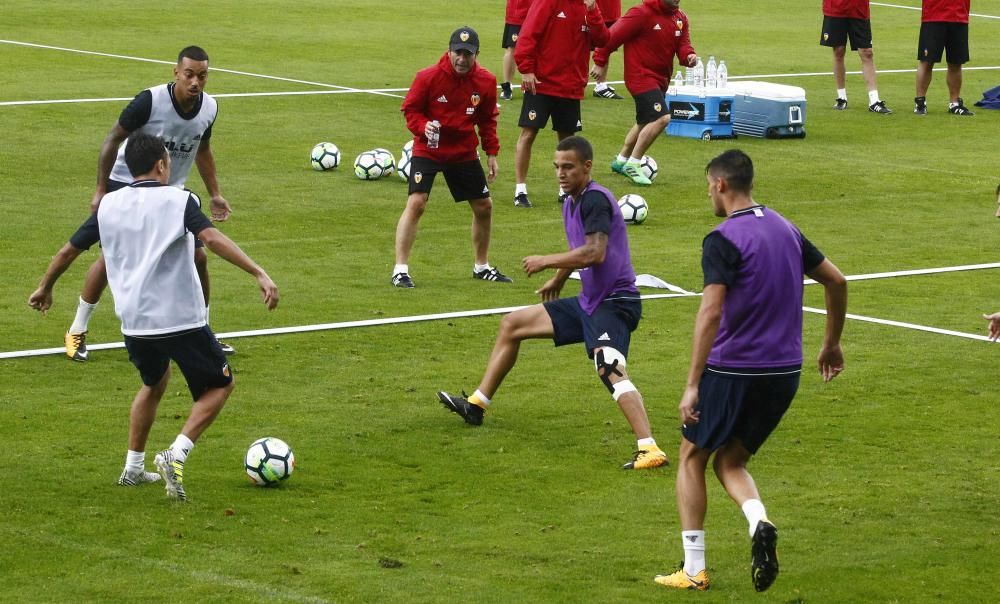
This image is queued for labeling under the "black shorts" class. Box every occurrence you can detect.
[408,156,490,202]
[544,292,641,359]
[819,16,873,50]
[124,325,232,400]
[633,88,670,125]
[502,23,522,48]
[681,366,801,454]
[518,92,583,133]
[918,22,969,64]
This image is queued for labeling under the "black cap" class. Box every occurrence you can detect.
[449,27,479,53]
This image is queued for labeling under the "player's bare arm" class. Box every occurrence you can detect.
[27,242,86,313]
[195,139,232,222]
[807,259,848,382]
[198,227,278,309]
[679,283,725,425]
[90,123,130,213]
[522,232,608,276]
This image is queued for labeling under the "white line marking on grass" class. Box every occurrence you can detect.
[804,307,997,342]
[3,264,997,360]
[0,39,404,99]
[2,527,331,604]
[0,88,411,107]
[871,2,1000,19]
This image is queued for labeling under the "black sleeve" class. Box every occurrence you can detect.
[117,90,153,132]
[69,214,101,251]
[701,231,741,288]
[201,121,213,143]
[579,190,612,235]
[800,233,826,274]
[184,193,214,235]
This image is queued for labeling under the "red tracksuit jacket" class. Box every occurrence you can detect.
[592,0,696,96]
[506,0,534,25]
[515,0,610,99]
[401,54,500,164]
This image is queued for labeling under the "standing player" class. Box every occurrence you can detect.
[915,0,975,115]
[820,0,893,113]
[99,133,278,501]
[500,0,534,101]
[592,0,698,186]
[438,136,668,471]
[391,27,512,288]
[56,46,233,362]
[654,150,847,591]
[591,0,624,100]
[512,0,609,208]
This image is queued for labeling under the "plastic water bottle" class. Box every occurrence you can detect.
[427,120,440,149]
[707,56,717,88]
[673,71,684,90]
[693,57,704,88]
[685,67,693,86]
[717,60,728,89]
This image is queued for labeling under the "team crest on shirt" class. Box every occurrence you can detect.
[654,102,662,112]
[414,172,423,183]
[471,93,481,106]
[677,19,683,29]
[528,109,537,121]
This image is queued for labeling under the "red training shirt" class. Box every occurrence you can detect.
[401,54,500,164]
[597,0,622,22]
[593,0,697,96]
[823,0,870,20]
[922,0,971,23]
[515,0,610,99]
[506,0,534,25]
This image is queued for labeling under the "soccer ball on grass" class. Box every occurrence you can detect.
[310,142,340,171]
[618,194,648,225]
[354,151,387,180]
[639,155,658,181]
[245,437,295,486]
[397,140,414,182]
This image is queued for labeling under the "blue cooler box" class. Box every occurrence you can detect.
[731,81,806,139]
[665,86,735,141]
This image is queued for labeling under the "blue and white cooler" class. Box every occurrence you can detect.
[665,85,735,141]
[731,81,807,139]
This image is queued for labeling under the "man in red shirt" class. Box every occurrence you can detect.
[592,0,697,186]
[819,0,892,113]
[501,0,534,101]
[592,0,624,100]
[391,27,512,288]
[513,0,610,208]
[915,0,974,115]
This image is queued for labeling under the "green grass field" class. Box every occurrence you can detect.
[2,1,999,601]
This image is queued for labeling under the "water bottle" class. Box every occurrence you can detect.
[706,56,717,88]
[685,67,693,86]
[693,57,704,88]
[427,120,440,149]
[717,60,728,89]
[673,71,684,90]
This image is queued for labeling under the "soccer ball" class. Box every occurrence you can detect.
[639,155,658,181]
[372,148,396,177]
[354,151,386,180]
[397,140,414,182]
[618,194,648,225]
[310,142,340,171]
[245,437,295,486]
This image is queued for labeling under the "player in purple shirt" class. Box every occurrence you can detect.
[437,136,668,470]
[655,150,847,592]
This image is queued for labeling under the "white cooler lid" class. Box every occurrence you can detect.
[730,80,806,100]
[667,85,736,98]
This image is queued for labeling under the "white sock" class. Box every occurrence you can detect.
[393,264,409,276]
[69,297,98,334]
[170,434,195,463]
[616,154,629,164]
[837,88,847,101]
[205,304,211,325]
[125,450,145,473]
[682,530,706,575]
[595,82,608,92]
[868,89,880,105]
[515,183,527,196]
[637,437,656,448]
[626,156,641,165]
[474,263,492,273]
[471,389,492,406]
[742,498,768,538]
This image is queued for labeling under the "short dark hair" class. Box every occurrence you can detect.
[706,149,754,193]
[556,135,593,163]
[178,46,209,63]
[124,132,167,177]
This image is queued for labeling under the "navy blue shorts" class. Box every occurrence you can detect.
[681,366,800,454]
[124,325,232,400]
[544,292,641,359]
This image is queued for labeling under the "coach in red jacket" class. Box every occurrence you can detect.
[512,0,609,208]
[592,0,697,186]
[391,27,512,289]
